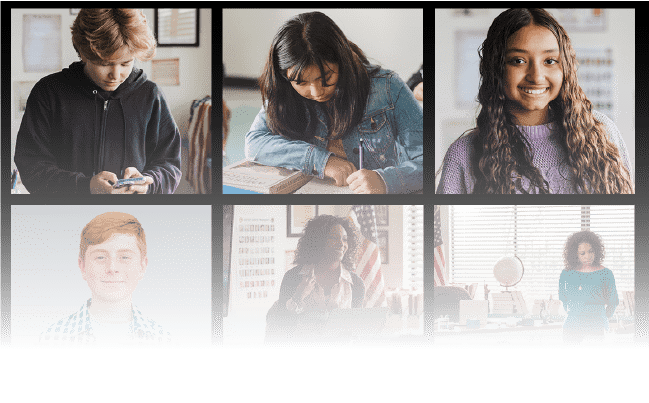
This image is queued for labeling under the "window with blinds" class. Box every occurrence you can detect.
[156,9,198,45]
[449,205,634,305]
[403,205,424,290]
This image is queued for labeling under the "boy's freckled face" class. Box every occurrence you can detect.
[79,233,147,302]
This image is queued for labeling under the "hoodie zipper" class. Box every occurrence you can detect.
[97,100,109,172]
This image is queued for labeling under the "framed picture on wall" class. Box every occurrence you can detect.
[287,205,318,237]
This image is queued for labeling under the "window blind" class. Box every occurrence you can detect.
[156,9,197,44]
[449,205,634,306]
[403,205,424,289]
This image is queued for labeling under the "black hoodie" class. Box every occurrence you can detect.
[15,61,181,194]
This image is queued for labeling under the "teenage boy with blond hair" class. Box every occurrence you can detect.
[40,212,170,344]
[15,9,181,194]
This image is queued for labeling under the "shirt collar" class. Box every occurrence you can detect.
[83,298,158,340]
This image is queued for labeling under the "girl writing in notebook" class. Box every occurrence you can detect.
[245,12,423,194]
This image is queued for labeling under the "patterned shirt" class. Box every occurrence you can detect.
[40,299,171,345]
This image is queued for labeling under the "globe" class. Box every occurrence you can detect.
[493,256,524,288]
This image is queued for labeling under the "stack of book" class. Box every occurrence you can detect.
[491,291,528,315]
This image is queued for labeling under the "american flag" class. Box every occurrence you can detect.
[434,205,447,286]
[347,205,386,308]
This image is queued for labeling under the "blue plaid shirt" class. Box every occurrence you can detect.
[40,299,171,344]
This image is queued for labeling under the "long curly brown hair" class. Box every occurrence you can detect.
[471,8,633,194]
[563,230,605,270]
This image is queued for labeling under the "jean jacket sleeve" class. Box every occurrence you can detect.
[244,107,333,179]
[374,75,423,194]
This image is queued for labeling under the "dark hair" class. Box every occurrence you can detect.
[563,230,605,270]
[259,11,380,141]
[293,214,358,269]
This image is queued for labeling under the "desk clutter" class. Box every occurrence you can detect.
[382,289,424,336]
[385,288,423,317]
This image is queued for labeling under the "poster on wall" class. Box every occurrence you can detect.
[23,14,62,73]
[229,207,281,314]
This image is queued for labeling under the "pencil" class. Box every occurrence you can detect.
[359,138,364,170]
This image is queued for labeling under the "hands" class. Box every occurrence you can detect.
[89,167,153,194]
[122,167,154,194]
[347,169,387,194]
[293,268,317,304]
[324,156,357,186]
[323,156,386,193]
[413,82,423,102]
[90,171,129,194]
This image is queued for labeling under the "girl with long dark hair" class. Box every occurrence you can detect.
[246,12,423,194]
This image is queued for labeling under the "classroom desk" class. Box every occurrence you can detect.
[434,320,634,345]
[263,313,424,346]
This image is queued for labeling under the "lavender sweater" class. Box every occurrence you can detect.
[436,110,632,194]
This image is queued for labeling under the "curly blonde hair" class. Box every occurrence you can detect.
[471,8,633,194]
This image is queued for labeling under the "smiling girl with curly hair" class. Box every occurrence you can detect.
[559,230,619,343]
[437,8,633,194]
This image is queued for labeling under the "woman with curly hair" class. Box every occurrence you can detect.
[246,11,423,194]
[437,8,633,194]
[559,231,619,343]
[266,215,365,342]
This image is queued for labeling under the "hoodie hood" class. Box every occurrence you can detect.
[63,61,149,99]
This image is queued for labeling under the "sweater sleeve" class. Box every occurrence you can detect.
[142,87,182,194]
[436,134,475,194]
[558,270,569,312]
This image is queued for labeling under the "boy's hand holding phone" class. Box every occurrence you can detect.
[90,171,133,194]
[121,167,153,194]
[89,167,153,194]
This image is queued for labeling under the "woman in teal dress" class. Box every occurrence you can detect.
[559,231,619,343]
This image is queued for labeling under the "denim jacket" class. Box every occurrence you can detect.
[245,67,423,194]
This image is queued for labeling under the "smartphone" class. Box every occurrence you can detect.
[113,177,146,188]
